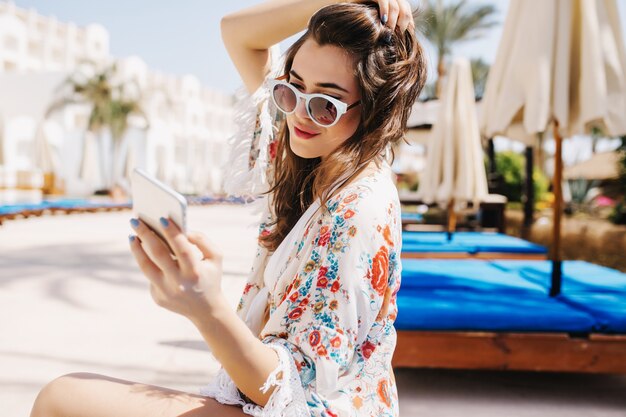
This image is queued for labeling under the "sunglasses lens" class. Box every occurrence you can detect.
[309,96,338,126]
[272,84,297,113]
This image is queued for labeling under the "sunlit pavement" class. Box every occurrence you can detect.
[1,204,625,416]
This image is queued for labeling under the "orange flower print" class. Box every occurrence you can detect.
[317,344,328,356]
[377,379,392,407]
[361,341,376,359]
[343,209,355,219]
[330,336,342,348]
[348,225,357,237]
[343,193,357,203]
[371,246,389,296]
[289,291,299,303]
[320,225,329,235]
[329,299,339,310]
[383,224,394,247]
[309,330,321,347]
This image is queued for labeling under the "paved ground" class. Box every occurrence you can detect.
[1,204,625,417]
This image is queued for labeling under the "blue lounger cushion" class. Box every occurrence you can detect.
[401,212,423,222]
[402,231,547,254]
[558,294,626,333]
[401,259,546,294]
[395,288,597,333]
[491,260,626,295]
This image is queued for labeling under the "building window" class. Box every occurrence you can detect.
[2,60,17,71]
[52,48,64,63]
[4,35,19,51]
[28,41,41,57]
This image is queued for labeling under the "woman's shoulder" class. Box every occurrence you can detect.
[324,164,400,225]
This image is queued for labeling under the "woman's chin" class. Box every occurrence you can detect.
[289,137,323,159]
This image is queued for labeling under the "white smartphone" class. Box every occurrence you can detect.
[131,168,187,253]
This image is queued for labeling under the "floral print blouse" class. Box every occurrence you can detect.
[201,62,402,417]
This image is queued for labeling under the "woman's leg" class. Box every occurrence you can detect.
[30,372,248,417]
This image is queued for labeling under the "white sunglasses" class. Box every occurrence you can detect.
[267,76,360,128]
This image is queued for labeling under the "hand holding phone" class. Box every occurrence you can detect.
[131,168,187,255]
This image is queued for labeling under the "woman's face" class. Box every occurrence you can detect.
[286,38,362,160]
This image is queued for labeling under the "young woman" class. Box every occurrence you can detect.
[29,1,425,416]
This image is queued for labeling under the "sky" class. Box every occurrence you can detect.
[13,0,626,95]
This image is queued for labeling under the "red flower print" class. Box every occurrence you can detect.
[383,224,394,247]
[319,231,331,247]
[371,246,389,296]
[288,308,303,320]
[326,410,338,417]
[377,379,392,407]
[243,283,254,295]
[268,141,277,160]
[361,341,376,359]
[343,193,357,203]
[318,266,328,278]
[309,330,321,347]
[317,277,329,288]
[330,336,342,348]
[299,297,309,306]
[330,280,340,293]
[317,344,328,356]
[343,209,355,219]
[289,291,299,302]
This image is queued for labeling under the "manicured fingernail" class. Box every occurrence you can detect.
[129,234,136,243]
[382,14,388,24]
[160,217,169,227]
[130,218,139,229]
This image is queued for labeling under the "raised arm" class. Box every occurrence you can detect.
[220,0,343,94]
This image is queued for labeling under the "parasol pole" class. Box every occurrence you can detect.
[446,198,457,241]
[550,119,563,297]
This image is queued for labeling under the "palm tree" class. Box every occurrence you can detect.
[47,62,148,194]
[420,0,497,97]
[470,57,490,100]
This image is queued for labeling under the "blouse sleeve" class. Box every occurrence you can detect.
[256,190,401,417]
[221,44,284,200]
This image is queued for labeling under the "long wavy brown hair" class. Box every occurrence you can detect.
[260,1,427,252]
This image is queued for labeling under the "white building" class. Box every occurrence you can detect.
[0,0,234,202]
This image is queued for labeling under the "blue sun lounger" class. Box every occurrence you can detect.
[401,231,547,260]
[393,259,626,373]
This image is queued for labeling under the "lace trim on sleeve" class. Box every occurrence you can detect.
[199,368,248,407]
[240,342,310,417]
[200,342,310,416]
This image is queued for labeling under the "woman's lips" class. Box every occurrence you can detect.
[294,125,320,139]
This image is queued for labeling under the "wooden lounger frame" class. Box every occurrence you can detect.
[393,331,626,374]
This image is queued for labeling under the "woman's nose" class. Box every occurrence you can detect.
[294,96,310,119]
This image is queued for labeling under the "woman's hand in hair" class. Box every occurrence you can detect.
[371,0,415,33]
[129,217,225,322]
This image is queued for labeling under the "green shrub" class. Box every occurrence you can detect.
[495,151,549,204]
[610,137,626,225]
